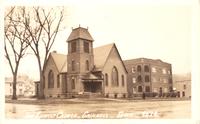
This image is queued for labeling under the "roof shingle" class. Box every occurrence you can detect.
[93,43,114,70]
[51,52,67,73]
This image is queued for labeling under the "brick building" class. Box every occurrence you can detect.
[43,27,128,98]
[123,58,173,97]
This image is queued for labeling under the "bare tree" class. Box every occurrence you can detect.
[22,7,64,99]
[4,7,30,100]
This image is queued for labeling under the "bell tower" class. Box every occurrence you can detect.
[67,26,94,74]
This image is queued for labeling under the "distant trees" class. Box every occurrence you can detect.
[4,7,31,100]
[4,6,64,99]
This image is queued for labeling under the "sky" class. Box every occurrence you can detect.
[4,3,192,80]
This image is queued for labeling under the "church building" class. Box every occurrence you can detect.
[43,27,128,98]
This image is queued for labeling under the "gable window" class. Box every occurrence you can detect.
[138,86,143,92]
[71,41,77,53]
[105,73,108,86]
[57,75,60,88]
[84,41,89,53]
[145,75,150,82]
[137,65,142,72]
[137,75,142,82]
[144,65,149,72]
[86,60,89,71]
[121,75,125,87]
[72,60,75,71]
[112,66,119,86]
[48,70,54,88]
[72,77,75,89]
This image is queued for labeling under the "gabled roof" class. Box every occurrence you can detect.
[67,27,94,42]
[93,43,128,73]
[48,43,127,73]
[93,43,114,70]
[51,52,67,73]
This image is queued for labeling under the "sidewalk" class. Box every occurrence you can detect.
[5,97,191,105]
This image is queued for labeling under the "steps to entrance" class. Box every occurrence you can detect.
[74,92,103,98]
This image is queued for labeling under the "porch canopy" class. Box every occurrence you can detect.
[81,73,103,93]
[81,73,103,82]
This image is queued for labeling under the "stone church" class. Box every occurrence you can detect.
[43,27,128,98]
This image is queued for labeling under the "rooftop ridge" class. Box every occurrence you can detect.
[94,42,115,49]
[123,57,171,65]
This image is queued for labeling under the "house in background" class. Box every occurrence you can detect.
[43,27,128,98]
[123,58,173,97]
[173,73,191,98]
[5,75,36,97]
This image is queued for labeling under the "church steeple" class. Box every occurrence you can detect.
[67,26,94,74]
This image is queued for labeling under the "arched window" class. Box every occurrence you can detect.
[144,65,149,72]
[131,67,136,73]
[112,66,119,86]
[137,65,142,72]
[138,86,143,92]
[84,41,89,53]
[121,75,124,87]
[137,75,142,82]
[145,75,150,82]
[71,41,76,53]
[86,60,89,71]
[105,73,108,86]
[145,86,150,92]
[48,70,54,88]
[72,60,75,71]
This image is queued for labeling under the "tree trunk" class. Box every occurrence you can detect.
[12,73,17,100]
[38,70,45,99]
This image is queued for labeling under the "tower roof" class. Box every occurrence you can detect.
[67,27,94,42]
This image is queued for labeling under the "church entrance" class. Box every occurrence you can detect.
[83,81,102,93]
